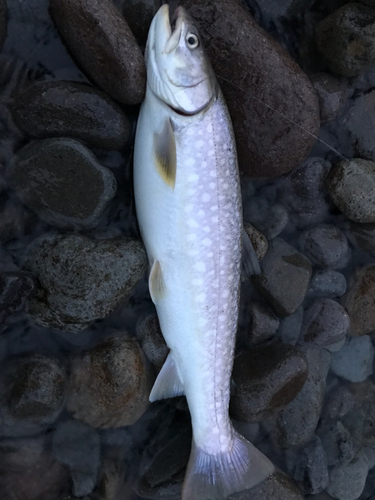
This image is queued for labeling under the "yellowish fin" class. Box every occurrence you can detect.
[149,260,166,302]
[153,118,176,188]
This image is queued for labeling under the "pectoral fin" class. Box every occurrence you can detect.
[154,118,176,188]
[149,352,185,402]
[149,260,166,303]
[242,228,261,278]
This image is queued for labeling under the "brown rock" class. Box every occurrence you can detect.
[67,334,153,428]
[49,0,146,105]
[182,0,320,179]
[122,0,162,49]
[230,342,308,422]
[345,264,375,335]
[135,313,168,371]
[247,301,279,346]
[243,222,269,261]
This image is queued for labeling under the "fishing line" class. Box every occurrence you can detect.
[217,74,350,162]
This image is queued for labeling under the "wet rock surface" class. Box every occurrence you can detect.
[299,224,348,269]
[10,138,118,229]
[11,81,131,150]
[344,264,375,336]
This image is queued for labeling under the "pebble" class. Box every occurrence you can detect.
[122,0,162,49]
[247,301,280,346]
[182,0,320,179]
[309,270,347,298]
[326,449,369,500]
[243,222,269,261]
[10,138,117,230]
[0,435,70,500]
[299,298,350,349]
[310,72,346,125]
[252,238,312,317]
[293,436,329,494]
[230,341,308,422]
[349,220,375,253]
[299,224,348,269]
[346,89,375,161]
[67,334,152,428]
[316,3,375,77]
[344,265,375,336]
[53,419,101,497]
[0,0,6,52]
[0,271,37,329]
[11,81,131,150]
[326,158,375,223]
[244,197,288,240]
[278,306,304,346]
[24,234,147,332]
[135,313,168,371]
[343,380,375,446]
[322,384,355,422]
[331,335,374,382]
[319,421,354,466]
[49,0,146,104]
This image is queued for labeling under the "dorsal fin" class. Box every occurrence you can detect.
[149,352,185,402]
[153,118,177,188]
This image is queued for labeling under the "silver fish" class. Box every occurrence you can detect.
[134,5,274,499]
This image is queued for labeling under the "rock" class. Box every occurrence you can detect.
[299,298,350,348]
[95,455,128,500]
[346,89,375,161]
[293,436,329,494]
[344,265,375,336]
[306,494,335,500]
[0,271,37,329]
[228,471,305,500]
[316,3,375,77]
[0,0,6,52]
[243,222,268,261]
[322,384,355,422]
[310,72,346,125]
[326,449,369,500]
[244,198,288,240]
[247,301,280,346]
[326,158,375,223]
[270,346,331,447]
[349,220,375,253]
[230,342,308,422]
[135,313,168,371]
[331,335,374,382]
[0,355,66,437]
[278,306,303,346]
[279,157,332,226]
[49,0,146,104]
[122,0,162,49]
[67,335,152,428]
[299,224,348,269]
[11,81,131,150]
[53,419,100,497]
[319,421,354,466]
[0,195,37,244]
[0,436,70,500]
[24,234,147,332]
[10,138,117,230]
[343,380,375,446]
[309,270,347,298]
[252,238,312,317]
[182,0,320,179]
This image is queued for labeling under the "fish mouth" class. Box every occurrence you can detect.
[162,4,187,54]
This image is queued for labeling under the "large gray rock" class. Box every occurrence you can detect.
[122,0,162,49]
[24,234,147,332]
[181,0,320,179]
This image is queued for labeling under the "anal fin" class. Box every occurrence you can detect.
[149,352,184,402]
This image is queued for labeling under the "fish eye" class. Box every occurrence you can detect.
[186,33,199,49]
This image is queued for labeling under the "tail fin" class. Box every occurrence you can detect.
[182,430,274,500]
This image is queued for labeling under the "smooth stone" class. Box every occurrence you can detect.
[0,271,37,328]
[326,449,369,500]
[346,89,375,161]
[250,203,288,240]
[11,81,131,150]
[182,0,320,179]
[10,138,117,230]
[49,0,146,104]
[326,158,375,223]
[122,0,162,49]
[278,306,304,346]
[319,421,354,467]
[310,72,346,125]
[230,342,308,422]
[228,471,305,500]
[344,265,375,336]
[343,380,375,446]
[309,270,347,298]
[135,313,168,371]
[299,298,350,348]
[271,346,331,447]
[0,195,37,244]
[247,301,280,346]
[349,220,375,253]
[331,335,374,382]
[243,222,269,261]
[0,436,70,500]
[316,3,375,77]
[67,335,152,428]
[321,385,355,422]
[293,436,329,494]
[24,234,147,332]
[53,419,100,497]
[0,0,6,52]
[299,224,348,269]
[252,238,312,317]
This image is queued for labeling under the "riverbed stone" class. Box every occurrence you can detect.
[319,421,354,467]
[331,335,374,382]
[0,195,37,244]
[122,0,162,49]
[299,224,348,269]
[49,0,146,104]
[343,380,375,447]
[230,342,308,422]
[326,449,369,500]
[310,72,346,125]
[322,385,355,422]
[228,471,305,500]
[346,89,375,161]
[243,222,269,261]
[349,220,375,253]
[11,81,131,150]
[0,0,6,52]
[67,334,152,428]
[24,234,147,332]
[182,0,320,179]
[10,138,117,230]
[293,436,329,494]
[252,238,312,317]
[135,313,168,371]
[344,264,375,336]
[326,158,375,223]
[316,3,375,77]
[309,270,347,298]
[0,271,37,329]
[247,301,280,346]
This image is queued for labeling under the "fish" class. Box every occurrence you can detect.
[133,5,275,499]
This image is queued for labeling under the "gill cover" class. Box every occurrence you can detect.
[145,5,217,114]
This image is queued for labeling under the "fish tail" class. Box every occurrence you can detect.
[182,429,274,500]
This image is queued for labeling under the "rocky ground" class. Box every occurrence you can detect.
[0,0,375,499]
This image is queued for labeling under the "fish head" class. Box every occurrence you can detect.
[145,4,217,114]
